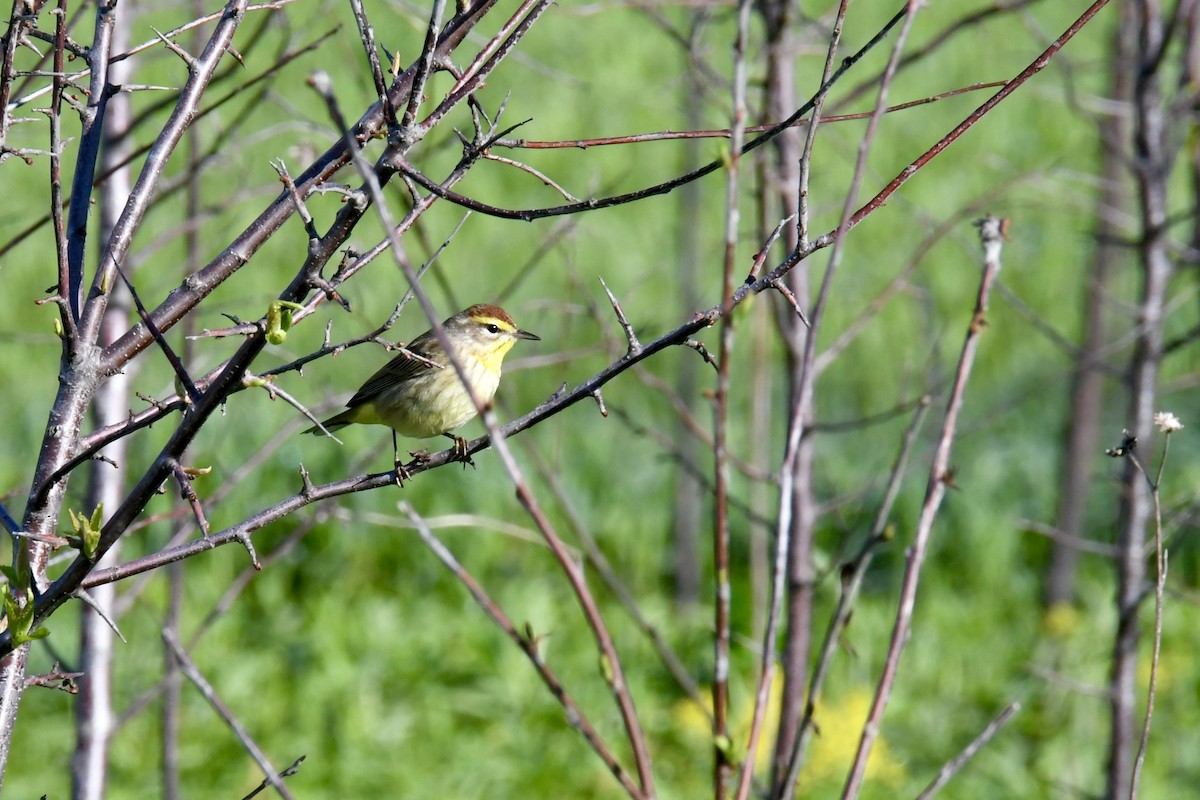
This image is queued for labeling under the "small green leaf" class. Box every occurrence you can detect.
[265,302,285,344]
[713,734,735,760]
[6,588,32,631]
[67,505,104,560]
[598,653,615,684]
[2,585,48,646]
[1,585,19,620]
[83,529,100,560]
[89,504,104,532]
[264,301,304,345]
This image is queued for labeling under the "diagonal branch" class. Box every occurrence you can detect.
[402,504,648,800]
[841,215,1006,799]
[163,630,294,799]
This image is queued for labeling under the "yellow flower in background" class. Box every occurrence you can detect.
[1042,603,1083,639]
[799,687,906,792]
[672,670,782,771]
[673,675,906,791]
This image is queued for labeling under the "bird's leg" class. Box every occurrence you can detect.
[392,431,412,486]
[444,433,475,470]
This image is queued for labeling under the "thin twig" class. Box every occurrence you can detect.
[24,668,85,694]
[243,372,340,442]
[1129,428,1174,798]
[399,0,446,132]
[841,214,1004,799]
[491,82,1007,151]
[781,395,930,789]
[347,0,392,127]
[163,630,293,799]
[914,702,1021,800]
[600,276,642,356]
[717,0,753,795]
[1018,519,1119,558]
[401,504,647,800]
[166,458,210,535]
[111,260,201,403]
[74,588,126,643]
[240,756,306,800]
[483,151,582,201]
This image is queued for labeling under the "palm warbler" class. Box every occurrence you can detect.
[306,304,538,471]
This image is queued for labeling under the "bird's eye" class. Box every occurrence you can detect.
[485,324,501,334]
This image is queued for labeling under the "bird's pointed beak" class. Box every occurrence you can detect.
[515,328,540,341]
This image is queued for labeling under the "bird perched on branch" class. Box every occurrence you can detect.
[306,303,539,480]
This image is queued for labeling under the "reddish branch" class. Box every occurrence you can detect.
[713,0,754,793]
[493,82,1006,151]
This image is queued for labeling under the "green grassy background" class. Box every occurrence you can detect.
[1,1,1198,797]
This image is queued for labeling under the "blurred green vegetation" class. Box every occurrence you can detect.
[2,1,1198,798]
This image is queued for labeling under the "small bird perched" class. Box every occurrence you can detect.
[306,303,539,479]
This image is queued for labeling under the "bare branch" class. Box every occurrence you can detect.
[166,458,210,535]
[163,630,294,799]
[401,503,648,800]
[240,756,306,800]
[842,214,1005,798]
[914,702,1022,800]
[600,276,642,356]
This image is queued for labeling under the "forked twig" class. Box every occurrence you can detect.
[401,503,647,800]
[164,630,293,798]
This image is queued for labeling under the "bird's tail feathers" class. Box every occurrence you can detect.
[304,410,354,436]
